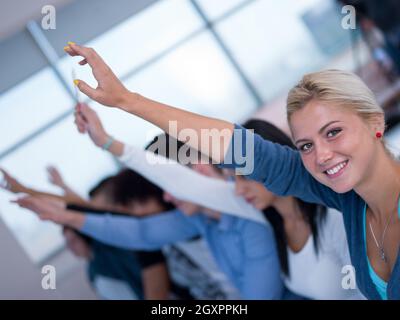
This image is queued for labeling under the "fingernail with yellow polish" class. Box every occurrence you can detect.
[67,41,76,45]
[73,79,80,86]
[63,46,70,51]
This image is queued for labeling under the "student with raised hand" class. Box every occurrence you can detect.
[15,105,283,299]
[64,42,233,163]
[235,119,365,300]
[15,188,283,299]
[62,42,400,299]
[0,167,87,205]
[65,172,172,300]
[2,168,172,300]
[72,170,225,300]
[73,103,265,224]
[15,180,282,299]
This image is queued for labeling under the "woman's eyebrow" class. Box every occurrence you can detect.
[294,120,341,145]
[318,120,341,134]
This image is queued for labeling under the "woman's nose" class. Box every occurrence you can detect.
[315,143,333,166]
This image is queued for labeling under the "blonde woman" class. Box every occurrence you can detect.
[18,43,400,299]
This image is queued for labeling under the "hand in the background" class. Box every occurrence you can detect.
[64,42,133,108]
[12,195,67,224]
[74,103,109,147]
[163,192,203,216]
[235,176,276,210]
[63,227,92,259]
[47,165,67,189]
[0,168,28,194]
[46,165,87,204]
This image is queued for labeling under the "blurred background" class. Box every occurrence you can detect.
[0,0,399,299]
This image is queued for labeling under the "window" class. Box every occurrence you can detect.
[57,0,204,93]
[215,0,352,101]
[123,31,257,124]
[0,68,72,155]
[197,0,250,20]
[0,115,117,263]
[386,125,400,157]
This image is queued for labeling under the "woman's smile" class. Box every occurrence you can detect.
[323,159,349,179]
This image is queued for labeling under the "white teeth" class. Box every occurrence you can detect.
[326,161,346,175]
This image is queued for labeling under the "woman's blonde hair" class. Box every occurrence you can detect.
[286,69,384,123]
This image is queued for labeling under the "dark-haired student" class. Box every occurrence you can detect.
[1,167,173,300]
[15,104,283,300]
[73,169,235,300]
[68,172,173,300]
[16,177,282,299]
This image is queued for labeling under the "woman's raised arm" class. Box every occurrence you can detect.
[65,42,234,163]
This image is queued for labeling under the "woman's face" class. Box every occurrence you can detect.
[163,192,200,216]
[235,176,276,210]
[162,164,219,216]
[289,99,382,193]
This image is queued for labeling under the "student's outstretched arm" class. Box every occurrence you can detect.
[65,42,233,163]
[65,43,341,209]
[74,103,267,224]
[13,195,200,251]
[1,168,86,205]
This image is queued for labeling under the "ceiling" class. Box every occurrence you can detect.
[0,0,76,41]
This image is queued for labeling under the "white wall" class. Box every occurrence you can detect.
[0,215,97,299]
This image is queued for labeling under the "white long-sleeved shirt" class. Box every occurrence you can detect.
[117,144,267,225]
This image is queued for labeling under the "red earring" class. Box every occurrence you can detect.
[376,132,382,138]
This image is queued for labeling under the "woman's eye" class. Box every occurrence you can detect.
[327,128,341,138]
[300,143,312,152]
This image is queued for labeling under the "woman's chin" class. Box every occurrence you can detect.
[328,180,354,193]
[316,174,354,193]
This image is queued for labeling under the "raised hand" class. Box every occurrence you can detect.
[64,43,233,165]
[235,176,276,210]
[12,195,67,224]
[63,227,92,259]
[74,103,108,147]
[64,42,134,108]
[47,165,66,188]
[0,168,28,194]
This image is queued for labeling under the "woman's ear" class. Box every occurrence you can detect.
[369,113,385,134]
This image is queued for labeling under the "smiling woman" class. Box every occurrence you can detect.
[234,70,400,300]
[280,70,400,298]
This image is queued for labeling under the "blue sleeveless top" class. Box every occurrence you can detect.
[363,200,400,300]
